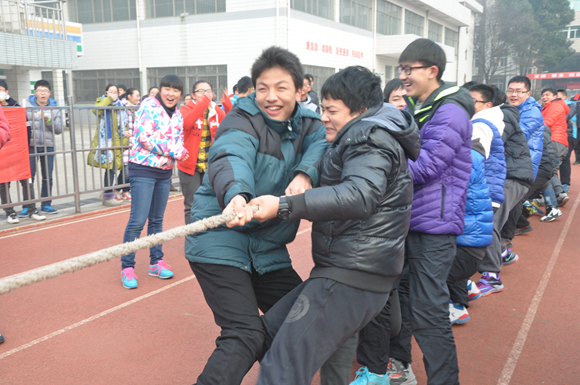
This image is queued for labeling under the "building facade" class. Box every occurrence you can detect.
[71,0,482,103]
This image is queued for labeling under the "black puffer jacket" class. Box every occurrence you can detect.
[500,104,534,187]
[286,103,421,293]
[538,125,558,179]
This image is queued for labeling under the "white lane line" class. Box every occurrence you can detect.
[0,275,196,360]
[497,192,580,385]
[296,227,312,236]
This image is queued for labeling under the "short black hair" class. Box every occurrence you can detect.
[148,86,159,93]
[507,76,531,92]
[159,74,184,94]
[117,84,127,91]
[232,84,238,93]
[105,83,117,93]
[469,84,495,104]
[251,46,303,92]
[305,73,314,83]
[490,85,506,107]
[125,87,139,97]
[192,80,213,93]
[237,76,253,94]
[557,89,567,96]
[321,66,383,113]
[541,87,556,96]
[34,79,51,91]
[0,80,7,90]
[399,38,446,81]
[383,78,404,102]
[462,81,477,89]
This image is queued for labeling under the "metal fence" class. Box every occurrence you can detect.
[0,0,67,39]
[0,100,181,218]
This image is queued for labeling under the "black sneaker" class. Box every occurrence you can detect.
[515,225,533,236]
[557,193,570,207]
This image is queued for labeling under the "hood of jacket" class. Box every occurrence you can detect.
[27,95,57,107]
[235,92,320,136]
[473,106,505,134]
[501,103,521,124]
[518,96,542,115]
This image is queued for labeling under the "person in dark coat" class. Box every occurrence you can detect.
[249,65,420,385]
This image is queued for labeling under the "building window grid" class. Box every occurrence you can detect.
[146,0,225,18]
[445,27,459,49]
[147,65,227,100]
[68,0,137,23]
[72,69,141,103]
[377,0,401,35]
[303,65,335,97]
[428,20,443,43]
[562,25,580,39]
[405,10,424,36]
[340,0,373,31]
[291,0,334,20]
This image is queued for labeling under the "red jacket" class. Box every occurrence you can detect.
[542,98,569,147]
[177,96,225,175]
[0,107,10,150]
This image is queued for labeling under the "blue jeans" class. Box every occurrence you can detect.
[29,146,54,207]
[121,176,171,269]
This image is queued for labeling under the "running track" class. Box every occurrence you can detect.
[0,171,579,384]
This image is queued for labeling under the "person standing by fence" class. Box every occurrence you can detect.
[88,84,128,207]
[118,87,141,201]
[24,80,62,217]
[120,75,188,290]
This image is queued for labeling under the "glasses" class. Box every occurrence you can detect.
[473,99,489,104]
[506,89,528,95]
[303,83,311,88]
[397,65,430,76]
[35,89,50,94]
[194,89,212,95]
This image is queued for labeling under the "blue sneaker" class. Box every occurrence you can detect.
[41,206,58,215]
[19,208,29,218]
[350,367,389,385]
[563,184,570,193]
[121,268,138,289]
[148,260,174,279]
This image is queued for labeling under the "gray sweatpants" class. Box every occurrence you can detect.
[178,169,204,225]
[479,179,529,274]
[551,142,568,195]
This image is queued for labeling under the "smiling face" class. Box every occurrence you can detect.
[127,90,140,105]
[541,90,556,105]
[320,96,363,143]
[506,82,530,107]
[159,86,182,108]
[388,87,407,110]
[398,61,439,102]
[255,66,300,122]
[192,82,213,104]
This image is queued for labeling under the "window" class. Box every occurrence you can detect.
[405,10,424,36]
[377,1,401,35]
[303,65,335,97]
[148,65,227,98]
[72,69,141,103]
[385,65,393,79]
[570,0,580,11]
[68,0,137,23]
[340,0,373,31]
[445,27,458,49]
[428,20,442,43]
[291,0,333,20]
[562,26,580,39]
[146,0,225,18]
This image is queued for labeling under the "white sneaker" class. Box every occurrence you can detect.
[115,190,123,200]
[7,213,19,224]
[29,210,46,221]
[388,357,417,385]
[540,207,563,222]
[103,197,123,207]
[449,301,470,324]
[467,279,481,301]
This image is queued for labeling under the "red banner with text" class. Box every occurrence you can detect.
[0,108,31,184]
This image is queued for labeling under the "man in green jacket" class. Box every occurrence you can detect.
[185,46,328,385]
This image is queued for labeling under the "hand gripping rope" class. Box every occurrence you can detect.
[0,206,259,296]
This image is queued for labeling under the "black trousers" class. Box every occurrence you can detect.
[559,134,576,186]
[389,232,459,385]
[447,246,484,307]
[258,278,389,385]
[189,262,302,385]
[514,175,552,231]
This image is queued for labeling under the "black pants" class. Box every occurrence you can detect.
[560,134,576,186]
[189,262,302,385]
[515,175,552,231]
[389,232,459,385]
[447,246,485,307]
[258,278,390,385]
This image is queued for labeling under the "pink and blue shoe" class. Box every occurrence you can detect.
[149,260,174,279]
[122,267,138,289]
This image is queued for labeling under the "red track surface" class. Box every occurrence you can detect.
[1,169,580,384]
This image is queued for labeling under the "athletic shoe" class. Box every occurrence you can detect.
[531,197,545,208]
[41,206,58,215]
[557,193,570,207]
[121,191,132,201]
[449,301,470,325]
[388,358,417,385]
[102,194,123,207]
[502,238,513,249]
[7,213,19,224]
[350,367,389,385]
[574,160,580,165]
[0,333,4,344]
[540,207,563,222]
[467,279,481,301]
[148,260,174,279]
[529,200,545,216]
[563,184,570,193]
[502,249,519,266]
[18,208,29,218]
[476,272,503,296]
[515,225,533,235]
[121,267,138,289]
[29,210,46,221]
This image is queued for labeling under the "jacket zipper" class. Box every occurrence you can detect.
[441,183,446,219]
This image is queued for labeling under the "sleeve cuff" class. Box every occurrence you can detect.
[286,193,306,221]
[294,165,320,187]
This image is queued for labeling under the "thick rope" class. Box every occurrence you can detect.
[0,206,258,296]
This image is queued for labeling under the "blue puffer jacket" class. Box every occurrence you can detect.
[456,143,494,248]
[471,106,506,208]
[517,97,544,179]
